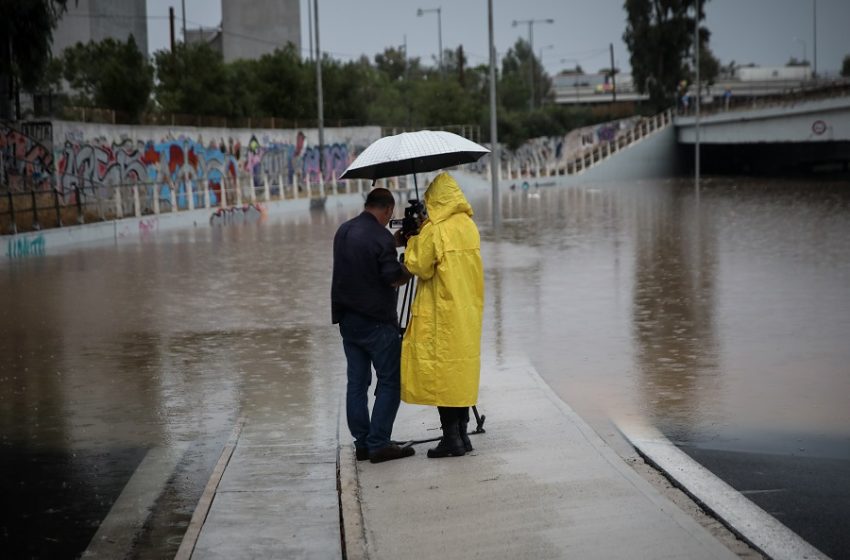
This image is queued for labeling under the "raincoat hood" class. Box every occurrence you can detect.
[423,172,473,224]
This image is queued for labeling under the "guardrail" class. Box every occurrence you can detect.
[0,172,409,235]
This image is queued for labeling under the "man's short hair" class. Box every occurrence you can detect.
[365,187,395,210]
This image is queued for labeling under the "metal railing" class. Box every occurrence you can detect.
[1,170,434,235]
[493,110,673,181]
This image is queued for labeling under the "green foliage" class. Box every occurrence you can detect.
[0,0,68,118]
[0,0,68,89]
[500,39,553,111]
[623,0,711,110]
[154,42,235,116]
[843,55,850,78]
[37,28,631,146]
[62,36,153,121]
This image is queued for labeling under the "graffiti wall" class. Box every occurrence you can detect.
[1,120,378,213]
[490,117,641,177]
[1,123,54,190]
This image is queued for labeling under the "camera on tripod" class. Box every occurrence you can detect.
[389,199,426,240]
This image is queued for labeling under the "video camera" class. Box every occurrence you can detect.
[389,199,426,240]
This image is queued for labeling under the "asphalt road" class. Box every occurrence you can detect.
[679,445,850,560]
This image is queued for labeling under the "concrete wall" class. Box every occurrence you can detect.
[48,120,380,211]
[503,124,679,188]
[676,96,850,144]
[2,191,367,262]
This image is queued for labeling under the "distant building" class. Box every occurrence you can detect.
[220,0,301,62]
[51,0,148,57]
[735,66,812,82]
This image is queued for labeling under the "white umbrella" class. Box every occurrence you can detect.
[339,130,490,198]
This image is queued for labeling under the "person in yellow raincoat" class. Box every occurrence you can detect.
[401,172,484,458]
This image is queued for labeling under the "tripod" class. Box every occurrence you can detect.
[394,256,486,446]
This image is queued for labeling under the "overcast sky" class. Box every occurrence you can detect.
[147,0,850,76]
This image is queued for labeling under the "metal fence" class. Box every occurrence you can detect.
[0,170,433,235]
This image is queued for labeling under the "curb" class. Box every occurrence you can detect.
[337,397,368,560]
[616,422,828,560]
[174,417,245,560]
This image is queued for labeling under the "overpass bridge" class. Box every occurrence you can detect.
[674,93,850,174]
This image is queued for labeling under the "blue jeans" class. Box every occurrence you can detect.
[339,312,401,452]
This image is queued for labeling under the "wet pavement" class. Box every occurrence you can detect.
[1,174,849,557]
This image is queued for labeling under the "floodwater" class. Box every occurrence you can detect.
[2,176,849,558]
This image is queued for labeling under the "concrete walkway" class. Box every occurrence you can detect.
[340,353,738,560]
[183,352,744,559]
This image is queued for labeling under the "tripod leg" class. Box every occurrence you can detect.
[472,405,486,433]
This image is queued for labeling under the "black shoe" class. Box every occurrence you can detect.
[369,444,415,463]
[355,447,369,461]
[427,412,466,458]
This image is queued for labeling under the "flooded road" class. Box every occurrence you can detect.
[2,176,849,558]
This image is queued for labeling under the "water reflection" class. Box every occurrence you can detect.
[2,176,849,556]
[0,201,359,557]
[631,186,720,438]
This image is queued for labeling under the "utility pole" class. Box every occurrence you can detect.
[307,0,313,61]
[417,8,443,75]
[609,43,616,103]
[169,7,175,53]
[813,0,818,78]
[181,0,187,43]
[314,0,324,187]
[488,0,500,232]
[694,0,701,201]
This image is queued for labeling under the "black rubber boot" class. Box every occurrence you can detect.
[458,407,473,452]
[428,407,466,458]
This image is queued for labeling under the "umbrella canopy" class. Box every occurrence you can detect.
[339,130,490,181]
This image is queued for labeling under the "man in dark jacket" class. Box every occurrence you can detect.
[332,188,414,463]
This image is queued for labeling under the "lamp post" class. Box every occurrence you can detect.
[314,0,324,188]
[512,18,554,110]
[813,0,818,78]
[694,0,701,202]
[417,7,443,74]
[488,0,500,232]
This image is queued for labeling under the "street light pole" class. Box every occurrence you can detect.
[813,0,818,78]
[417,7,443,74]
[488,0,500,232]
[314,0,324,188]
[695,0,701,202]
[512,18,554,110]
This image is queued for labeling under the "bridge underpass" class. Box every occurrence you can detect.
[675,95,850,174]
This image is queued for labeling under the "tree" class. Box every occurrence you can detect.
[697,45,720,90]
[253,46,314,121]
[374,47,407,82]
[623,0,711,110]
[154,42,234,117]
[0,0,69,119]
[500,39,553,111]
[786,57,810,67]
[843,55,850,78]
[62,36,153,121]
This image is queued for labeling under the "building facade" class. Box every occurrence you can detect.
[221,0,301,62]
[51,0,148,57]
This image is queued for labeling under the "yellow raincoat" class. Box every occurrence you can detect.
[401,173,484,407]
